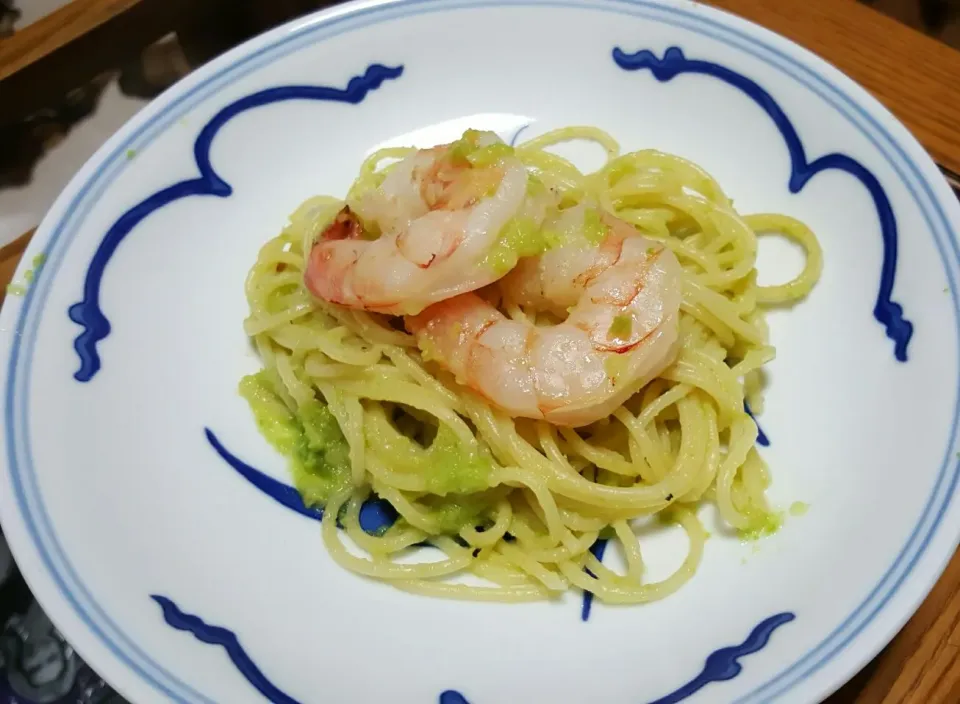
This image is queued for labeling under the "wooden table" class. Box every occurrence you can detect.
[2,0,960,700]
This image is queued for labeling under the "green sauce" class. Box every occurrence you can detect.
[239,372,299,453]
[582,208,608,245]
[467,143,513,168]
[446,129,516,169]
[6,253,46,296]
[422,425,492,496]
[366,411,493,497]
[240,367,497,533]
[446,129,483,164]
[361,407,496,534]
[418,491,497,534]
[738,510,783,541]
[483,216,554,275]
[448,128,518,167]
[608,314,632,339]
[738,501,809,540]
[239,371,352,506]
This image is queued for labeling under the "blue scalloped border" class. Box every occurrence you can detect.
[613,45,912,361]
[68,64,403,382]
[151,597,299,704]
[4,1,959,703]
[152,593,793,704]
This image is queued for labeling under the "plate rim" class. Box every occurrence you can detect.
[1,0,959,702]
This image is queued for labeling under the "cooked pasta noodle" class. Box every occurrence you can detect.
[240,126,822,605]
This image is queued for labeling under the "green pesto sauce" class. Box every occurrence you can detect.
[239,372,301,455]
[738,501,809,540]
[419,491,496,534]
[447,129,516,169]
[467,143,513,167]
[447,129,483,163]
[7,254,46,296]
[608,314,632,339]
[239,371,352,506]
[364,407,493,497]
[359,406,496,534]
[422,425,493,496]
[370,420,492,496]
[483,216,553,275]
[540,207,609,252]
[738,510,784,541]
[582,208,607,245]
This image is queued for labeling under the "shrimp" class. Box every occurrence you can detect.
[304,131,544,316]
[406,213,683,427]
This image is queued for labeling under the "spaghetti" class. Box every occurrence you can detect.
[240,127,822,605]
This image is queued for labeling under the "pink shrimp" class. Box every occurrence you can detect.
[304,131,538,316]
[406,214,683,426]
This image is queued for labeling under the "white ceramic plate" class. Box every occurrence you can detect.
[2,1,959,702]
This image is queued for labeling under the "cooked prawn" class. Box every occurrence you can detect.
[406,213,683,427]
[304,131,542,316]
